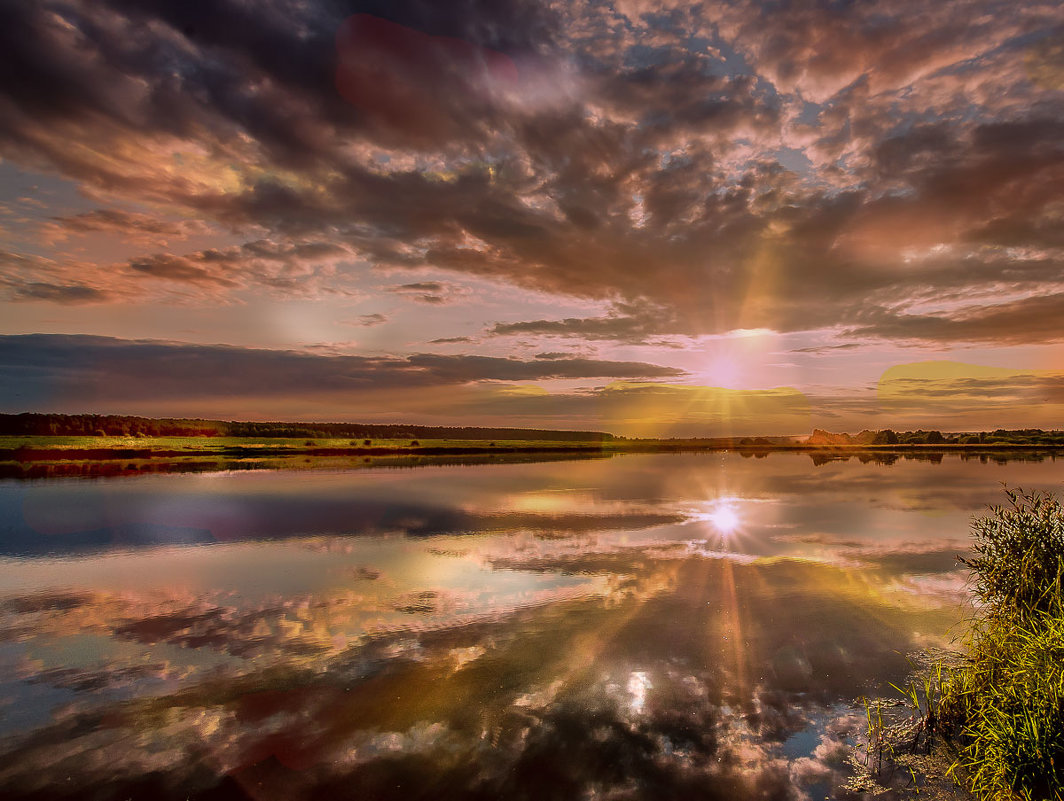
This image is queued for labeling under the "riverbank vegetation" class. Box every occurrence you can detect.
[851,489,1064,800]
[4,414,1064,448]
[0,413,614,441]
[938,488,1064,800]
[807,428,1064,447]
[3,415,1064,467]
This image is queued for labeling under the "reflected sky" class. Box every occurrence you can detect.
[0,453,1060,799]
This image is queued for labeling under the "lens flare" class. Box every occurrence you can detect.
[692,499,744,537]
[707,504,741,534]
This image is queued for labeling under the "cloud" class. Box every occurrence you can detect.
[0,0,1059,351]
[0,552,942,800]
[397,380,815,437]
[40,208,214,245]
[386,280,467,305]
[0,334,686,413]
[0,250,119,305]
[876,360,1064,405]
[6,282,110,305]
[7,338,1063,435]
[128,239,354,294]
[592,381,813,437]
[334,13,524,145]
[429,336,473,344]
[400,353,683,382]
[790,343,862,354]
[847,292,1064,345]
[352,313,388,327]
[489,306,680,344]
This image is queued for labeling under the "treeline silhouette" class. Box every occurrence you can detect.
[873,428,1064,446]
[0,413,613,442]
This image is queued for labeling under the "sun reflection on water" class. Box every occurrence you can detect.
[693,499,743,538]
[706,504,741,535]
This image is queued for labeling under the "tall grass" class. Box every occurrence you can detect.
[939,488,1064,801]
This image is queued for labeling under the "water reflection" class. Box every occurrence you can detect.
[695,498,743,537]
[0,451,1059,799]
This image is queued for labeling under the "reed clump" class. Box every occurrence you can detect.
[938,488,1064,801]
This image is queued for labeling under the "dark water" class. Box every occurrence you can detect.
[0,451,1060,800]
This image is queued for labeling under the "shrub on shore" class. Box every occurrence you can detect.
[939,488,1064,800]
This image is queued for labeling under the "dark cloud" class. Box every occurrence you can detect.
[386,280,465,305]
[596,56,780,139]
[533,352,569,360]
[0,334,685,411]
[400,353,683,382]
[0,0,563,169]
[0,250,120,305]
[846,293,1064,345]
[352,313,388,327]
[42,209,214,242]
[429,336,473,344]
[6,282,110,305]
[0,0,1060,347]
[391,282,444,293]
[711,0,1053,100]
[790,343,863,354]
[126,239,352,293]
[491,312,665,342]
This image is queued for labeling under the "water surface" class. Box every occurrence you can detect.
[0,451,1059,799]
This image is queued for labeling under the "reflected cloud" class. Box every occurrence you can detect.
[0,451,1052,798]
[626,670,652,716]
[0,551,961,799]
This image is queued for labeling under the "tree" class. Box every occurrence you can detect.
[873,429,899,445]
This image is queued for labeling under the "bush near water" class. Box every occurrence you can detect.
[939,488,1064,800]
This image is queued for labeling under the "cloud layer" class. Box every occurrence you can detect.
[0,0,1061,429]
[1,1,1060,332]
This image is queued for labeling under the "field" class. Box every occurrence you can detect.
[0,435,610,457]
[2,432,1064,464]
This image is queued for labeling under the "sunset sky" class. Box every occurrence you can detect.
[1,0,1062,435]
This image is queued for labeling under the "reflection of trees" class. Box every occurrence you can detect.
[805,450,1053,467]
[0,451,612,481]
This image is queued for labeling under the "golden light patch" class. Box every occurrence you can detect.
[598,381,812,438]
[494,384,551,397]
[873,360,1064,429]
[877,360,1031,405]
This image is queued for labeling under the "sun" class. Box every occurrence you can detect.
[704,355,743,389]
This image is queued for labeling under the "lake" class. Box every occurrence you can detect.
[0,451,1060,800]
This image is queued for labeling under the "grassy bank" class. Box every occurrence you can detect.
[0,435,611,459]
[937,489,1064,800]
[4,434,1064,466]
[851,489,1064,799]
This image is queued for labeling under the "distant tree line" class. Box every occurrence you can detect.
[872,428,1064,446]
[0,413,614,442]
[0,414,225,438]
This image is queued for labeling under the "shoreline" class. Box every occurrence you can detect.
[4,437,1064,464]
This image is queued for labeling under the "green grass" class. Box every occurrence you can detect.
[943,615,1064,799]
[0,435,609,456]
[937,489,1064,801]
[848,489,1064,800]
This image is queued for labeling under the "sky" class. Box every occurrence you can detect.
[0,0,1062,436]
